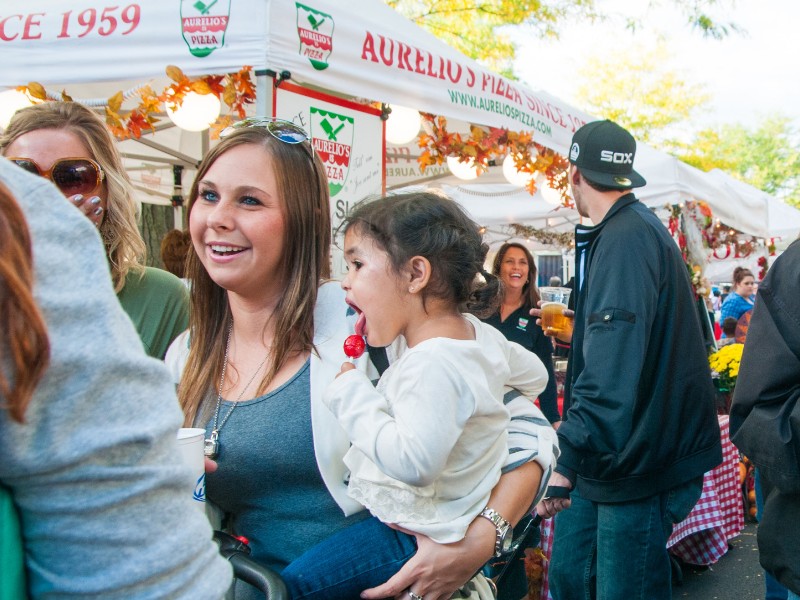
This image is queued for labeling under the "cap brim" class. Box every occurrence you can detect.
[579,167,647,189]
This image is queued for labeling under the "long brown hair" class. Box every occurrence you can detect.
[178,127,330,425]
[0,182,50,422]
[0,102,145,292]
[491,242,541,308]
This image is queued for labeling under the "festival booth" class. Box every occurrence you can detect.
[3,0,797,278]
[4,2,789,596]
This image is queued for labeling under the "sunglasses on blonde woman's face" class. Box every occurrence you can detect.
[7,157,105,197]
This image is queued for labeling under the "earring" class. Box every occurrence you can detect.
[409,286,416,293]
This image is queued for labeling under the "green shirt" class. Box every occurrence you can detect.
[117,267,190,359]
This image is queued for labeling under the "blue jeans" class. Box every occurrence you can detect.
[549,477,702,600]
[281,516,417,600]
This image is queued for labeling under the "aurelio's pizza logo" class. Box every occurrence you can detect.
[181,0,231,58]
[310,107,353,197]
[296,3,333,71]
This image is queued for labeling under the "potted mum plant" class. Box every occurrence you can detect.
[708,343,744,414]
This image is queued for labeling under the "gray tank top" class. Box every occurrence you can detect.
[203,358,368,575]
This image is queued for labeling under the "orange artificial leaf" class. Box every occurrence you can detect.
[191,80,213,95]
[418,151,439,172]
[469,125,486,141]
[104,107,123,129]
[61,90,73,102]
[127,111,156,138]
[222,82,236,107]
[166,65,185,82]
[202,75,226,95]
[107,91,124,114]
[27,82,47,100]
[139,87,162,114]
[210,115,234,140]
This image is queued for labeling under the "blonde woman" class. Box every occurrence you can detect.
[0,102,189,359]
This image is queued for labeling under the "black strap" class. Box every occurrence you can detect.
[543,485,571,500]
[366,343,390,376]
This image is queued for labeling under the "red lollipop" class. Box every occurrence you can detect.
[343,334,366,360]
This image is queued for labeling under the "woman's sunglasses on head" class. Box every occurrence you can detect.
[7,157,105,197]
[220,117,313,153]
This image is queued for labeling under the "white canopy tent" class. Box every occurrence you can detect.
[4,0,798,247]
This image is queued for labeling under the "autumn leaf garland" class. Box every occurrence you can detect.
[417,112,573,206]
[18,65,257,141]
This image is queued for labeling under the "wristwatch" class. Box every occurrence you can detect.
[479,507,513,557]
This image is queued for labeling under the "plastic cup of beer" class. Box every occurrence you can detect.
[540,287,572,337]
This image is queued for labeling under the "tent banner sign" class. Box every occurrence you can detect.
[0,0,268,86]
[274,81,384,278]
[267,0,597,154]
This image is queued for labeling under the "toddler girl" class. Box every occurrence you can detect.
[282,191,556,600]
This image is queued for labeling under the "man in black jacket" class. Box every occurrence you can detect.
[541,121,722,600]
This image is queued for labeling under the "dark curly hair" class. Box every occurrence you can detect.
[342,191,500,317]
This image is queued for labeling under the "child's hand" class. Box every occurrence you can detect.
[335,361,356,378]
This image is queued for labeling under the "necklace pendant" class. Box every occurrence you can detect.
[204,430,220,459]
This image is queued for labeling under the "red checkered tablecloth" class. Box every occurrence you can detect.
[537,416,743,599]
[666,415,744,565]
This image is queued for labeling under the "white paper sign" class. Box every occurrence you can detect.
[275,82,384,279]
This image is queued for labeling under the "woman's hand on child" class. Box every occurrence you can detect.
[360,521,494,600]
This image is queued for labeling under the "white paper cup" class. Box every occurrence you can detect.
[176,427,206,505]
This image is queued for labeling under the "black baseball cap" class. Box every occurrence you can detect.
[568,120,646,189]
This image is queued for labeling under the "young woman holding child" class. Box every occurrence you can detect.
[166,118,557,600]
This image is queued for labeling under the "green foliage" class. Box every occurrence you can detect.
[574,42,710,146]
[385,0,735,68]
[679,117,800,205]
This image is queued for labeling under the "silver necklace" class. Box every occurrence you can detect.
[204,324,270,459]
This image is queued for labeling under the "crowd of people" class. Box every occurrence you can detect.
[1,101,797,600]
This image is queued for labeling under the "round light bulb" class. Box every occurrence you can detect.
[0,89,34,129]
[165,91,221,132]
[385,105,421,145]
[541,181,565,206]
[446,155,480,180]
[502,154,533,187]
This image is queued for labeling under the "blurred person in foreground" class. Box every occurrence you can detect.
[0,158,231,598]
[539,120,721,600]
[0,102,189,359]
[730,239,800,598]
